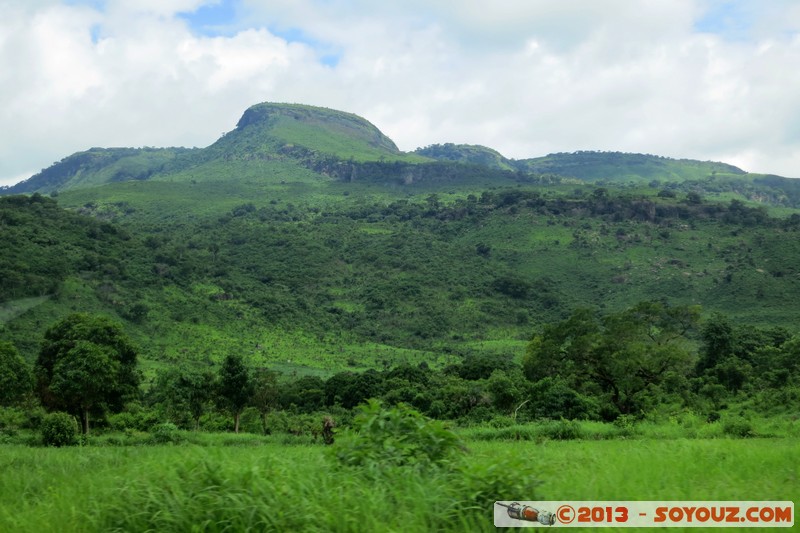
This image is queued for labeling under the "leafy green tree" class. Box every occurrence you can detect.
[339,369,383,409]
[695,316,790,394]
[697,314,736,373]
[217,353,252,433]
[281,375,326,412]
[0,341,32,406]
[522,307,600,382]
[430,374,487,419]
[486,369,524,413]
[250,367,279,434]
[685,191,703,204]
[385,362,431,386]
[36,314,139,434]
[457,353,517,381]
[154,366,216,429]
[527,376,599,420]
[324,371,357,406]
[523,302,698,418]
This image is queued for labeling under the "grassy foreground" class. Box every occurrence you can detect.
[1,438,797,532]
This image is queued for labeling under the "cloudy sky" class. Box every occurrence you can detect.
[2,0,800,186]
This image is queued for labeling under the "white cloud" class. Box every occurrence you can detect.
[2,0,800,186]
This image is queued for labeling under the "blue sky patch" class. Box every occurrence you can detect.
[320,53,342,68]
[271,26,342,67]
[694,1,754,40]
[178,0,239,37]
[270,26,321,48]
[89,23,102,44]
[63,0,106,10]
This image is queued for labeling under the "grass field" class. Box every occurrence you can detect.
[1,437,796,532]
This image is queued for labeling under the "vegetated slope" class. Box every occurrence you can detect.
[1,103,432,195]
[7,102,797,200]
[4,185,800,377]
[2,147,197,195]
[4,102,800,374]
[231,102,404,159]
[517,151,747,182]
[0,194,139,301]
[414,143,517,171]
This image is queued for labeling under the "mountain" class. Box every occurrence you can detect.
[2,147,196,195]
[514,151,747,182]
[3,102,800,376]
[3,103,429,195]
[414,143,517,171]
[231,102,403,158]
[5,102,795,198]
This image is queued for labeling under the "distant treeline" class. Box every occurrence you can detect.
[2,303,798,440]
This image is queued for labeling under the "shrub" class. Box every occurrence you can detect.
[41,412,78,447]
[723,417,755,438]
[539,419,583,440]
[151,422,183,444]
[612,414,638,437]
[330,399,464,471]
[107,403,160,432]
[0,406,26,436]
[452,452,541,509]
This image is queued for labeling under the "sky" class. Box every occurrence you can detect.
[2,0,800,186]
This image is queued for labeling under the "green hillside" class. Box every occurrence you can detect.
[231,102,405,160]
[2,103,432,195]
[517,151,747,182]
[3,102,800,380]
[4,147,197,195]
[414,143,517,171]
[3,182,800,382]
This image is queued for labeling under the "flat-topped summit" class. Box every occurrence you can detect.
[233,102,401,156]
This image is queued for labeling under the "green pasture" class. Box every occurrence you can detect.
[1,437,796,532]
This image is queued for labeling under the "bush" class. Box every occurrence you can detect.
[151,422,184,444]
[539,419,583,440]
[452,451,541,509]
[330,400,464,471]
[41,412,78,447]
[723,417,755,438]
[0,406,26,436]
[107,403,160,432]
[612,414,638,437]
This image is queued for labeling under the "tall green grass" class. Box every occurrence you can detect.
[2,438,797,532]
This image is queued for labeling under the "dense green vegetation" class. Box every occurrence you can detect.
[516,151,747,183]
[4,182,800,371]
[1,104,799,531]
[36,313,139,434]
[2,300,798,444]
[1,437,796,532]
[415,143,517,171]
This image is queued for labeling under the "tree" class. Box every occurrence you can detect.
[0,341,32,406]
[338,369,383,409]
[36,314,139,434]
[154,366,216,429]
[697,314,736,373]
[458,353,516,381]
[250,367,279,434]
[218,353,252,433]
[486,369,524,413]
[280,375,325,412]
[685,191,703,204]
[523,302,698,418]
